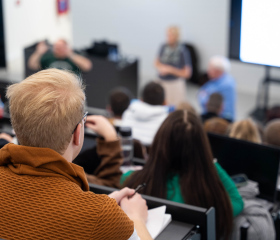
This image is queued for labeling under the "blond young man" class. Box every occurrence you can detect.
[0,69,151,240]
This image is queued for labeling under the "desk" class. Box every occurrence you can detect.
[156,221,197,240]
[90,183,215,240]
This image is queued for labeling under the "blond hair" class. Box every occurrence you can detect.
[168,26,180,39]
[176,101,197,116]
[7,69,85,154]
[204,117,230,135]
[229,118,261,144]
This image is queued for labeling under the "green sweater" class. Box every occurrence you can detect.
[121,162,244,217]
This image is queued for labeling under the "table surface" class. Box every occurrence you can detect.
[156,221,196,240]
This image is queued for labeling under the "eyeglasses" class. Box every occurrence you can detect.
[72,111,88,134]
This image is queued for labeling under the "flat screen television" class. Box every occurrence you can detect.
[229,0,280,68]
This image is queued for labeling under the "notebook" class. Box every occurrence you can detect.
[146,205,172,239]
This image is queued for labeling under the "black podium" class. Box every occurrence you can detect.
[82,56,138,109]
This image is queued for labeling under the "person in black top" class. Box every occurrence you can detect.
[201,93,232,123]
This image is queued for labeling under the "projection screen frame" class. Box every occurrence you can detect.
[228,0,280,68]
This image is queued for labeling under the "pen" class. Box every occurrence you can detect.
[129,183,146,199]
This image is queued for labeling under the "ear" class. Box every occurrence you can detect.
[73,123,82,146]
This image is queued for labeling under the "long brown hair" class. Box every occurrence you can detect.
[124,110,233,239]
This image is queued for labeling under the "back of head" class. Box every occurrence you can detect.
[207,93,223,114]
[142,82,165,106]
[109,88,132,118]
[124,110,233,239]
[264,119,280,147]
[204,117,230,135]
[7,69,85,154]
[176,101,197,115]
[229,118,261,144]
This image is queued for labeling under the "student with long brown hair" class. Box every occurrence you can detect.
[122,110,244,239]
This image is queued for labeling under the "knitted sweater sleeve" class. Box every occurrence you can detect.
[87,139,123,188]
[92,195,134,239]
[215,162,244,216]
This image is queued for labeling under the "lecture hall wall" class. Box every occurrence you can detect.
[3,0,280,99]
[3,0,72,75]
[72,0,280,98]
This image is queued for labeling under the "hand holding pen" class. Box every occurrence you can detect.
[129,183,146,199]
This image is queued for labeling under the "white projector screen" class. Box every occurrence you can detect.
[240,0,280,67]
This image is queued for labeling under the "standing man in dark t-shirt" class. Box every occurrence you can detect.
[155,26,192,106]
[28,39,92,74]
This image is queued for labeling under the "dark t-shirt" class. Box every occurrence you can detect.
[40,52,81,75]
[158,43,192,80]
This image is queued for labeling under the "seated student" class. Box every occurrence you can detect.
[176,101,197,115]
[122,82,170,145]
[122,110,244,240]
[74,115,126,188]
[228,119,262,144]
[0,69,152,240]
[28,40,92,74]
[201,92,232,123]
[198,56,236,121]
[204,117,231,135]
[107,87,132,127]
[264,119,280,147]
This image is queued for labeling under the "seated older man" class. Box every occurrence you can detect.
[0,69,151,240]
[28,39,92,74]
[198,56,236,121]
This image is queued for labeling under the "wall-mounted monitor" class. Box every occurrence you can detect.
[229,0,280,68]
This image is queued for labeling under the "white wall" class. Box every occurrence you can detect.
[71,0,280,97]
[3,0,72,76]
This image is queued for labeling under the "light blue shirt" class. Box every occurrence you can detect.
[198,73,236,121]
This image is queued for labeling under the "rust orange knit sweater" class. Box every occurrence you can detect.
[0,143,134,240]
